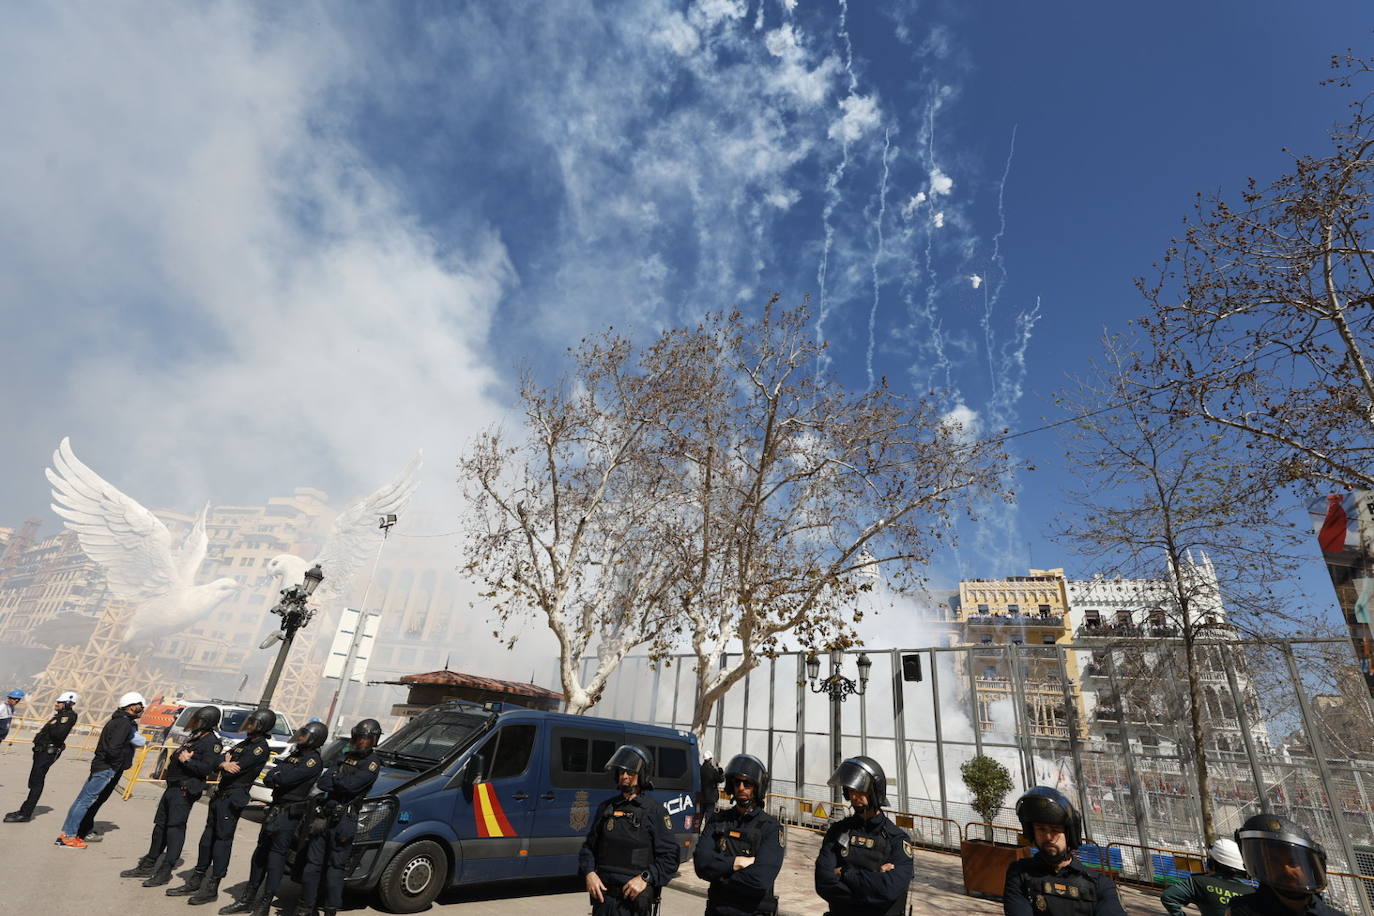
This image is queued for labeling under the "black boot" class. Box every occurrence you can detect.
[143,863,174,887]
[166,869,206,896]
[3,811,31,823]
[248,896,271,916]
[120,856,157,878]
[217,885,258,915]
[188,875,221,906]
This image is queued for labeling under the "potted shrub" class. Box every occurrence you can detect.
[958,755,1030,897]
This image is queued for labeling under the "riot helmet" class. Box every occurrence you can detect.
[188,705,222,733]
[605,745,654,791]
[1206,837,1247,878]
[1015,786,1083,850]
[1235,814,1327,897]
[244,708,277,737]
[293,721,329,751]
[723,754,770,805]
[350,718,383,751]
[828,755,888,809]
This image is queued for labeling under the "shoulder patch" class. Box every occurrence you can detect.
[778,826,787,848]
[306,758,317,767]
[213,743,223,753]
[369,761,378,772]
[664,815,672,830]
[254,746,264,755]
[59,716,70,723]
[903,839,915,858]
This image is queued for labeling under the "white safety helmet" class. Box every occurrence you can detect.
[57,691,78,705]
[118,691,146,708]
[1207,837,1246,875]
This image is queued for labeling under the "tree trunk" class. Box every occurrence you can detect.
[1184,634,1215,844]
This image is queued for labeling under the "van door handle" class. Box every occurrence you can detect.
[540,792,556,801]
[511,792,529,801]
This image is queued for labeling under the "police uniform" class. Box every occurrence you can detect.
[144,729,223,871]
[1002,854,1127,916]
[296,748,380,913]
[1159,871,1254,916]
[578,792,681,915]
[693,804,785,915]
[814,811,914,916]
[1227,886,1349,916]
[242,745,323,907]
[14,705,77,819]
[187,733,272,882]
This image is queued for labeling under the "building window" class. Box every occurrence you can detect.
[1007,604,1020,614]
[977,603,989,613]
[1037,604,1051,616]
[1041,635,1056,645]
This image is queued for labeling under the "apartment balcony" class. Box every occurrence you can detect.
[974,676,1066,695]
[963,612,1066,629]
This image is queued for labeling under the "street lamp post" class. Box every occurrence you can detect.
[257,563,324,710]
[807,649,872,803]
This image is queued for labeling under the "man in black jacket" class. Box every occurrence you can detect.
[815,756,913,916]
[1002,787,1125,916]
[698,757,724,831]
[1227,814,1348,916]
[6,689,78,823]
[169,708,277,906]
[293,718,384,916]
[220,722,327,916]
[122,706,224,887]
[694,753,785,915]
[579,744,680,915]
[57,691,144,848]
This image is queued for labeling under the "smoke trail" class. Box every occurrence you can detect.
[866,126,893,389]
[982,125,1019,394]
[814,0,859,379]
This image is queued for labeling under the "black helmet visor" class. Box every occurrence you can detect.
[605,745,650,777]
[827,759,877,797]
[1239,836,1327,895]
[723,754,767,797]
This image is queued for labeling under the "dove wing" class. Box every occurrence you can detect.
[46,437,179,602]
[173,503,211,584]
[312,451,422,603]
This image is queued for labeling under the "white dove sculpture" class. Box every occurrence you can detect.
[46,437,239,646]
[265,452,422,607]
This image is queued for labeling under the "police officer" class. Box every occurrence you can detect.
[123,706,224,887]
[1160,837,1252,916]
[220,722,327,916]
[168,709,277,905]
[5,690,78,822]
[579,744,681,915]
[814,756,914,916]
[693,753,785,915]
[1227,814,1348,915]
[293,718,383,916]
[1002,786,1125,916]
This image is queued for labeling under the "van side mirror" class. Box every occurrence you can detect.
[448,753,486,790]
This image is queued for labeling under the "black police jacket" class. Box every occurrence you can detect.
[91,710,139,775]
[1228,886,1350,916]
[1002,854,1126,916]
[165,730,224,793]
[216,734,272,796]
[693,804,785,915]
[1160,871,1255,916]
[315,748,380,806]
[264,748,323,805]
[814,811,914,915]
[33,707,78,754]
[577,791,681,887]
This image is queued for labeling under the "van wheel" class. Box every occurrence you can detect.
[377,840,448,913]
[151,750,170,779]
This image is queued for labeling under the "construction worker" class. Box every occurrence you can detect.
[169,708,277,906]
[122,706,223,886]
[694,753,785,915]
[57,691,143,849]
[5,690,78,822]
[293,718,383,916]
[815,756,914,916]
[0,688,24,743]
[220,721,327,916]
[579,744,680,915]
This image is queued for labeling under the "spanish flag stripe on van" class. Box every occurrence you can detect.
[474,782,516,837]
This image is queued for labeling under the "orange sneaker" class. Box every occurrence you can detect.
[56,834,87,849]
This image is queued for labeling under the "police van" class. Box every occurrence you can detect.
[342,701,701,913]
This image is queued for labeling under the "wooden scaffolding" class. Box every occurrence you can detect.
[32,600,175,715]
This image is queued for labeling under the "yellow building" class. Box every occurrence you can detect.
[956,568,1087,739]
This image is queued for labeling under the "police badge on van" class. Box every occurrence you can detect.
[570,791,590,831]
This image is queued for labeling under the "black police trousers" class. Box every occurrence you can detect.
[246,808,302,900]
[146,785,200,865]
[18,749,61,817]
[592,882,656,915]
[191,790,249,878]
[298,823,356,910]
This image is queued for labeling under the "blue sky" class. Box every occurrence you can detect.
[1,1,1368,626]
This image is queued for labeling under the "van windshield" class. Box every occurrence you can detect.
[378,710,488,768]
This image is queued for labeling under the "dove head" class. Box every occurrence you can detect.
[267,555,310,590]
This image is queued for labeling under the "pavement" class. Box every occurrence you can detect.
[0,744,1169,914]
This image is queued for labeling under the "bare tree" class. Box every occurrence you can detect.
[1057,335,1308,844]
[653,303,1008,736]
[1138,56,1374,495]
[461,338,691,714]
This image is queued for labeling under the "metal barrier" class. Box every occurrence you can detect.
[962,821,1022,847]
[0,714,111,754]
[891,811,963,851]
[1101,841,1211,887]
[767,791,966,854]
[1327,870,1374,916]
[769,791,841,833]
